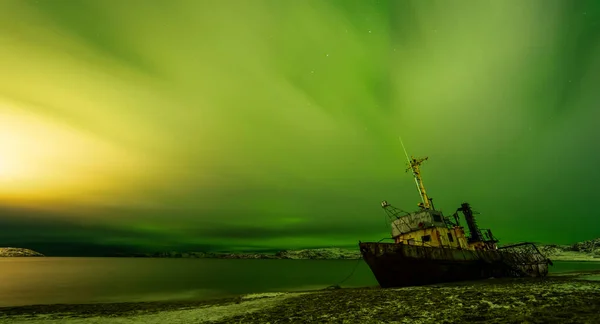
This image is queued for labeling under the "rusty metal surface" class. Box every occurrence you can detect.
[391,210,445,235]
[358,242,551,288]
[497,242,552,277]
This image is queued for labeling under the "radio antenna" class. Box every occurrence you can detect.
[399,137,425,205]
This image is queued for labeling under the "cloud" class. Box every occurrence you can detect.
[0,0,599,253]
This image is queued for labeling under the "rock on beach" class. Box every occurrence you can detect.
[0,248,44,257]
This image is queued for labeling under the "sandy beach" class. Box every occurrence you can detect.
[1,271,599,324]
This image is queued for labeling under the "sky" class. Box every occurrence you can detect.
[0,0,599,256]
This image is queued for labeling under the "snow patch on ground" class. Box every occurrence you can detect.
[241,292,286,300]
[2,292,305,324]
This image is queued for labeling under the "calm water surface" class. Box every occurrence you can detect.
[0,258,598,307]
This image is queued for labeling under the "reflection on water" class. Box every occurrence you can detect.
[0,258,376,307]
[0,258,597,307]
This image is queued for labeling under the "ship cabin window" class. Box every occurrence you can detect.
[433,214,442,222]
[447,233,454,242]
[421,235,431,243]
[407,239,415,245]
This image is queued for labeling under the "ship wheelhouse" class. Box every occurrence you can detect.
[390,209,469,249]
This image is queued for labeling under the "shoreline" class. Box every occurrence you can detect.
[2,270,599,324]
[550,258,600,262]
[4,255,599,262]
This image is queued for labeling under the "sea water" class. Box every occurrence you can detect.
[0,258,597,307]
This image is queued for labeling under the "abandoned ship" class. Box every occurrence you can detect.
[359,153,552,288]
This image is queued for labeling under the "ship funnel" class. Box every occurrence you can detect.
[458,202,484,243]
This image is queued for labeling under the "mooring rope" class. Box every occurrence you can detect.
[325,257,364,290]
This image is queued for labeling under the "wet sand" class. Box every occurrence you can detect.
[1,271,599,324]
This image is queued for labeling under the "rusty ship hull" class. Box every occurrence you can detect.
[359,242,551,288]
[359,151,552,288]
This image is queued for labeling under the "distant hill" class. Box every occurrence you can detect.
[538,238,600,261]
[40,237,600,260]
[274,248,361,260]
[104,248,361,260]
[0,247,45,257]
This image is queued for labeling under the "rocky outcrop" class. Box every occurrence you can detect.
[538,238,600,260]
[570,238,600,254]
[538,244,572,256]
[0,247,44,257]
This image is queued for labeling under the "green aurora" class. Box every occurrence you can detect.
[0,0,599,255]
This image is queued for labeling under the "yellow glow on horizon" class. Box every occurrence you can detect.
[0,100,148,207]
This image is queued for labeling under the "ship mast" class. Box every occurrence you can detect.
[399,137,431,209]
